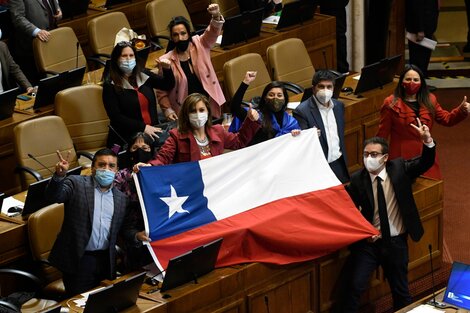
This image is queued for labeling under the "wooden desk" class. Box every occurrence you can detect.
[396,288,469,312]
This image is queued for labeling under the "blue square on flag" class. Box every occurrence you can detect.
[137,162,216,240]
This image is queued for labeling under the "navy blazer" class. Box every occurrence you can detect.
[293,97,348,166]
[46,175,130,278]
[346,143,436,242]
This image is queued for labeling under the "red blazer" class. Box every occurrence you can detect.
[150,118,260,165]
[377,94,468,179]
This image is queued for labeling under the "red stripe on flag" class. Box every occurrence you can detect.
[150,185,378,269]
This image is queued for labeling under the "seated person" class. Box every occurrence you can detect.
[293,70,349,183]
[103,41,175,149]
[230,71,300,145]
[135,93,260,167]
[0,31,33,93]
[156,4,225,121]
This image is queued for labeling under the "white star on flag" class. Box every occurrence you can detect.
[160,185,190,218]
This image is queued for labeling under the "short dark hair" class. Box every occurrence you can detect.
[312,70,336,86]
[129,132,156,154]
[363,137,389,155]
[92,148,118,167]
[168,16,191,35]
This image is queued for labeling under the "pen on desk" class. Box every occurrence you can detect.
[147,288,159,294]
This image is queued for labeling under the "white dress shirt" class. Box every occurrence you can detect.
[314,97,342,163]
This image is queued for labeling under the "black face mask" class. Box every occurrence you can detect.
[175,39,190,52]
[265,98,285,112]
[130,149,152,165]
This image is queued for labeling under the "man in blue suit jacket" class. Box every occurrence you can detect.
[46,148,148,296]
[293,70,349,183]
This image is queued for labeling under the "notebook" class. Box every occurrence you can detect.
[83,272,146,313]
[160,238,223,292]
[0,87,20,120]
[442,261,470,310]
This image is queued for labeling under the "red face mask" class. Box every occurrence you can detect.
[402,81,421,95]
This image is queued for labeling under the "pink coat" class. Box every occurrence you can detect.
[157,19,226,118]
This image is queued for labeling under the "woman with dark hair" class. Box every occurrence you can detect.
[103,41,175,149]
[135,93,260,167]
[377,64,470,179]
[230,71,300,145]
[156,4,225,121]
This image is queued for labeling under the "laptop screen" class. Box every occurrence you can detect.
[443,262,470,310]
[0,87,20,120]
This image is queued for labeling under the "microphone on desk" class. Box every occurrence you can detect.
[426,244,448,309]
[108,125,129,152]
[27,153,55,176]
[76,42,80,68]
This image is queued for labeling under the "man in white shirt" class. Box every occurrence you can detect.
[293,70,349,183]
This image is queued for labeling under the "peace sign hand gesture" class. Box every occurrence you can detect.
[410,118,433,144]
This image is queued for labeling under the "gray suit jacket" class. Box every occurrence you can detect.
[0,41,32,91]
[9,0,61,54]
[46,175,131,278]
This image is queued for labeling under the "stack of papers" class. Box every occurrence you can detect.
[263,15,280,25]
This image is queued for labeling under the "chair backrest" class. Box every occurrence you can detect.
[28,203,64,284]
[223,53,272,101]
[13,116,79,189]
[33,27,87,75]
[55,85,109,152]
[146,0,194,39]
[266,38,315,89]
[211,0,240,17]
[87,12,131,57]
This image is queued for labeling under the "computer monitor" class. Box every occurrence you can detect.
[0,87,20,120]
[378,54,403,86]
[83,272,146,313]
[61,66,86,90]
[160,238,223,292]
[354,61,382,95]
[443,261,470,310]
[276,0,316,30]
[237,0,263,13]
[220,8,264,47]
[59,0,88,19]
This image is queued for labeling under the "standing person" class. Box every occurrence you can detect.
[156,4,225,121]
[0,34,33,92]
[9,0,62,83]
[405,0,439,78]
[318,0,349,73]
[103,41,175,149]
[45,149,148,296]
[340,120,435,312]
[230,71,300,145]
[293,70,349,183]
[135,93,260,167]
[377,64,469,179]
[464,0,470,53]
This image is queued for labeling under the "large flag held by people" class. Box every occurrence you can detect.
[134,128,378,272]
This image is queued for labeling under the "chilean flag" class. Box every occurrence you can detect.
[134,128,378,272]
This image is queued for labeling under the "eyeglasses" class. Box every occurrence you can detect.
[363,152,383,158]
[117,41,132,47]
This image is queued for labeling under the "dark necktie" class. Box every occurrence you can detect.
[376,177,391,241]
[41,0,55,29]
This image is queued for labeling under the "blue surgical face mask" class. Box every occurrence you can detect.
[94,169,116,187]
[119,58,136,75]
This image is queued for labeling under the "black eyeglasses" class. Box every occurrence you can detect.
[117,41,132,47]
[363,152,384,158]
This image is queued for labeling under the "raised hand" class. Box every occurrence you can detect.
[246,103,259,122]
[410,118,432,144]
[207,3,220,17]
[55,150,70,176]
[459,96,470,113]
[243,71,257,85]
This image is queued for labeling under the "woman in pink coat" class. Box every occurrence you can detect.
[156,4,225,121]
[377,64,470,179]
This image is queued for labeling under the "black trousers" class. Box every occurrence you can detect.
[408,40,433,78]
[62,250,110,297]
[341,235,412,312]
[329,155,350,184]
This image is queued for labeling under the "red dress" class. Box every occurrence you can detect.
[377,94,468,179]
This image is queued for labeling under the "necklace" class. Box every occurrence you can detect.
[193,134,208,146]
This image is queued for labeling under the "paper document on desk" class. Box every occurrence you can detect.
[406,304,445,312]
[263,15,280,25]
[406,32,437,50]
[1,196,24,217]
[216,35,222,45]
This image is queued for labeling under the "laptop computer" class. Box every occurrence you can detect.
[21,166,82,216]
[0,87,20,120]
[220,8,264,47]
[378,54,402,86]
[442,261,470,310]
[83,271,146,313]
[61,66,86,90]
[160,237,223,292]
[276,0,316,30]
[354,61,382,95]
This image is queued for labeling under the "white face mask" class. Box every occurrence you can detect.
[189,112,208,129]
[364,155,386,173]
[315,89,333,105]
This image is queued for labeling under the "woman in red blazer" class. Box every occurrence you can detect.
[377,64,470,179]
[143,93,260,166]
